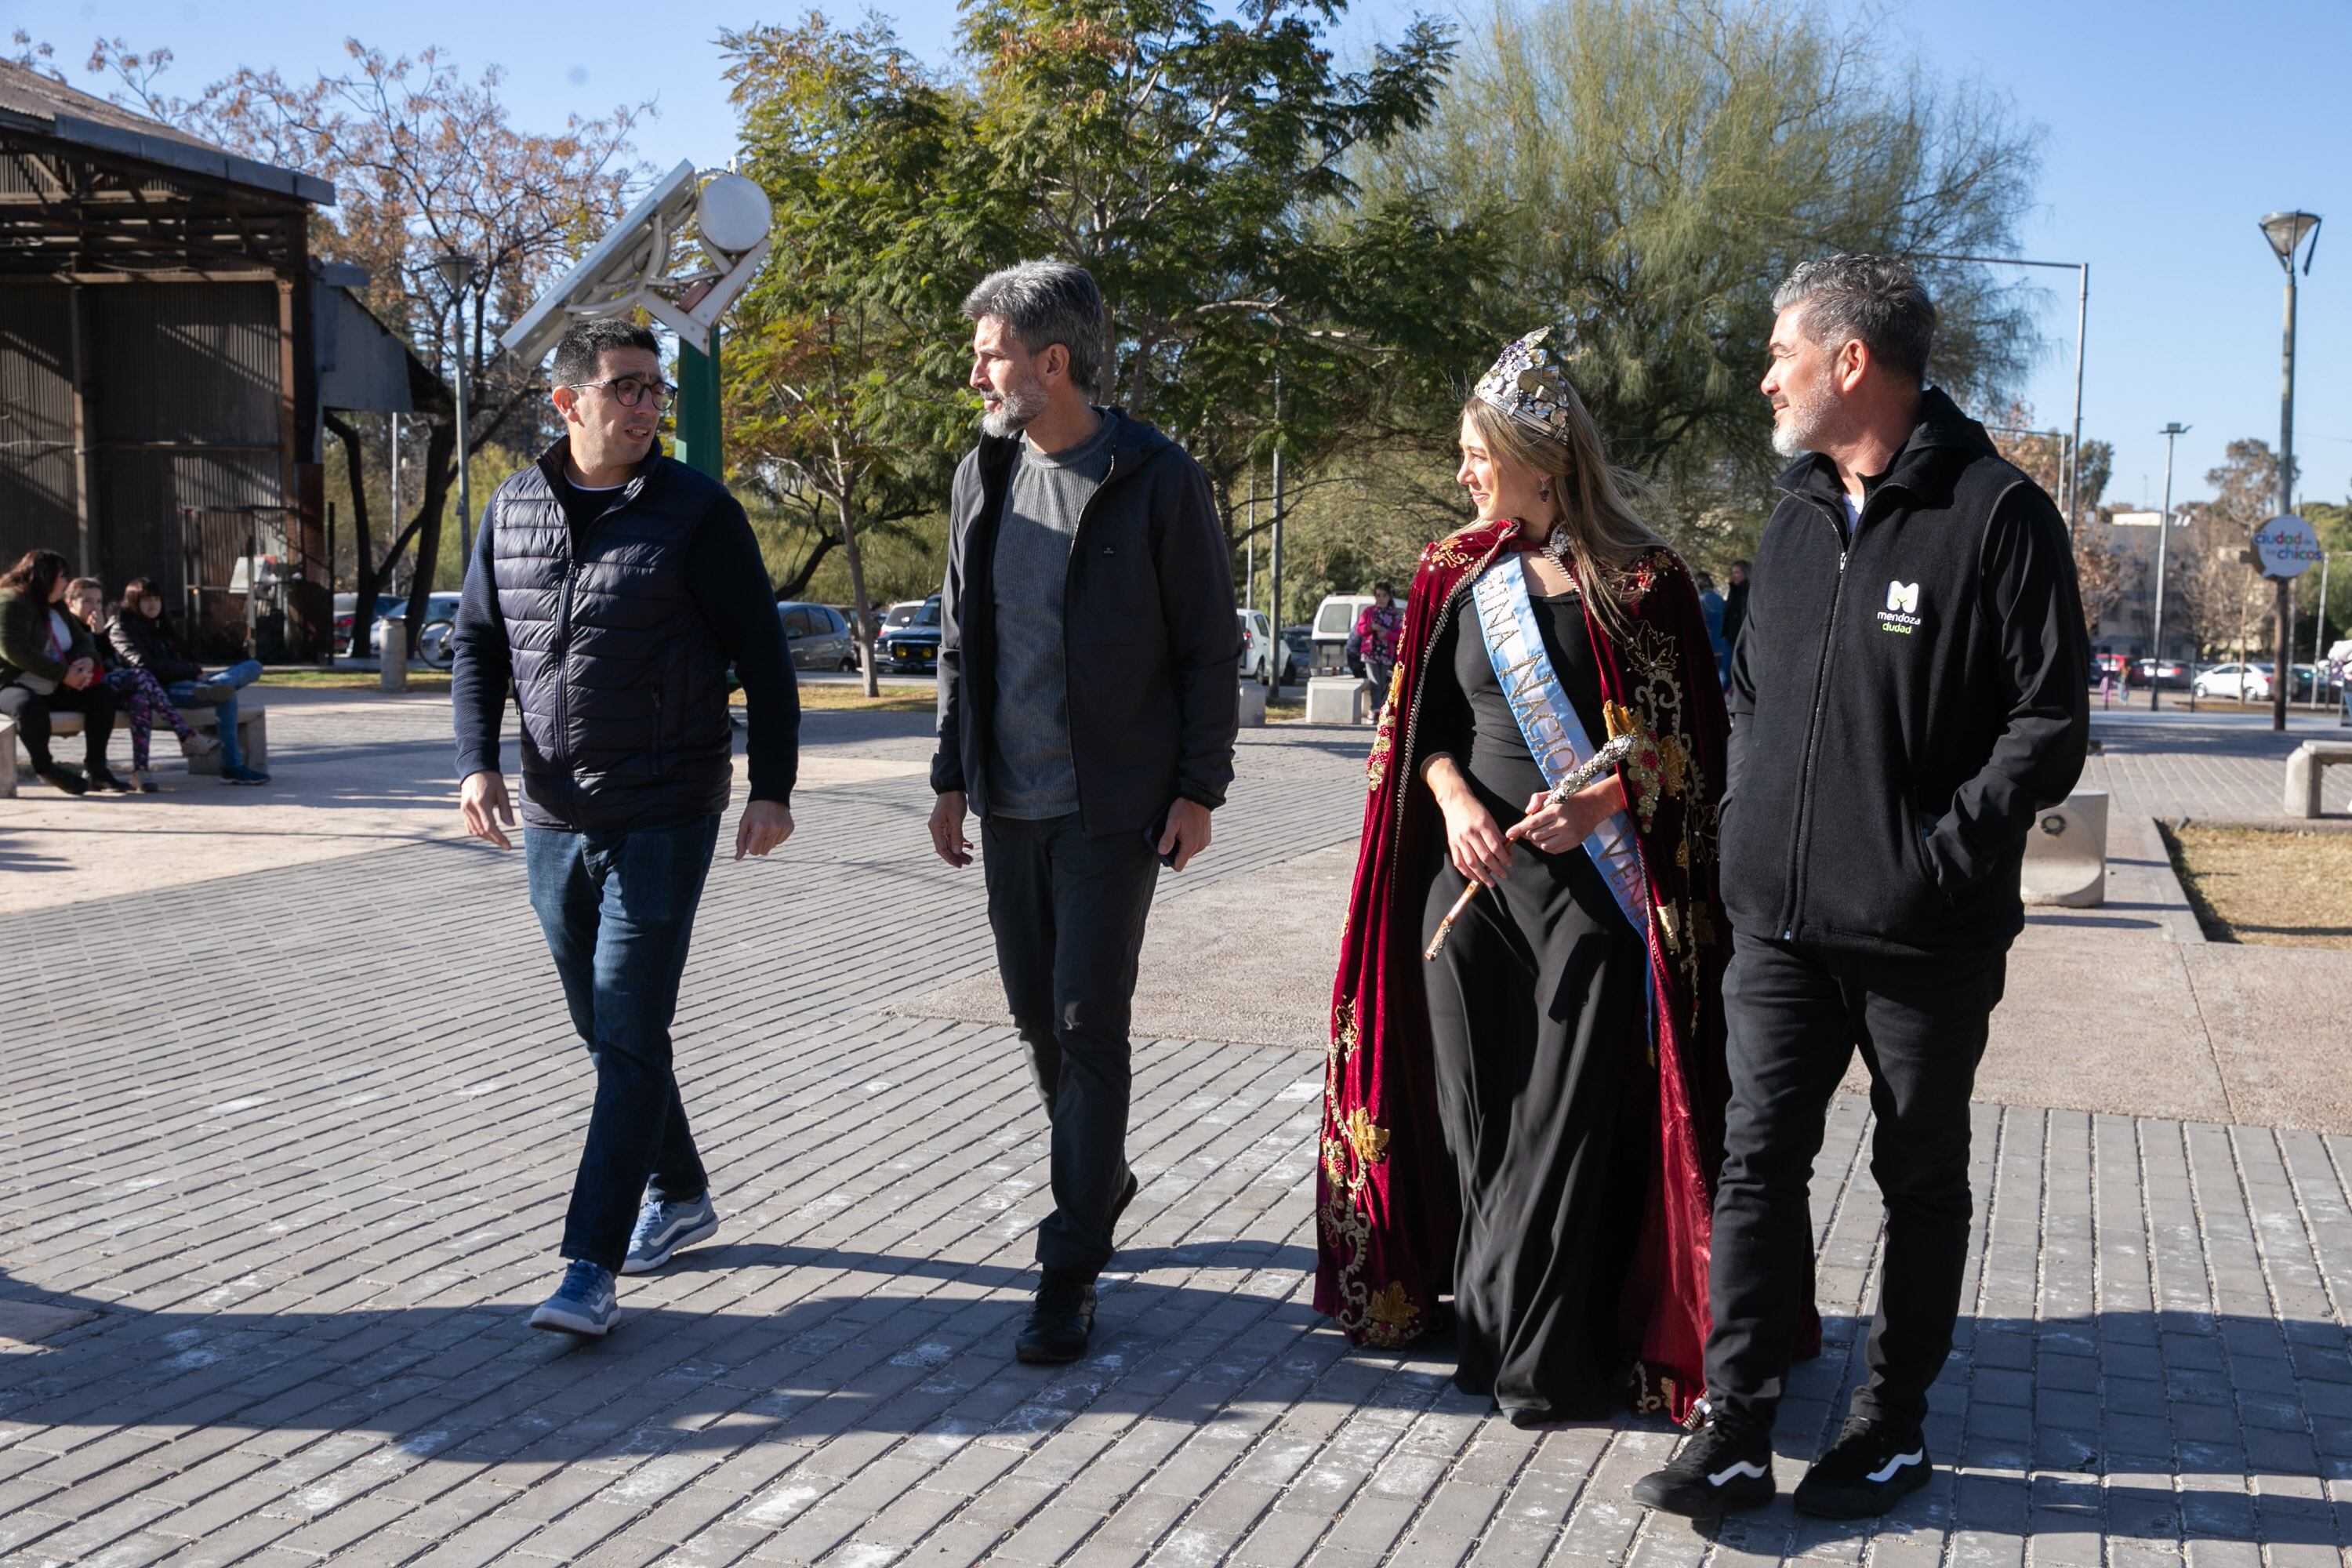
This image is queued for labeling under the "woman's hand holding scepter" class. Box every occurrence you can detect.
[1423,733,1637,961]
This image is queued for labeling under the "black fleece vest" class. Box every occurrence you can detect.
[487,454,732,832]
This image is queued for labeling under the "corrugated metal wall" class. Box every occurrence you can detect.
[0,285,79,564]
[89,282,284,596]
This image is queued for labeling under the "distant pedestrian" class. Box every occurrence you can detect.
[450,317,800,1338]
[1353,583,1403,702]
[0,550,122,795]
[1722,559,1751,650]
[927,260,1239,1363]
[1634,255,2088,1520]
[1696,569,1730,686]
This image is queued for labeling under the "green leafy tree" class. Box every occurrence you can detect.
[723,1,1480,586]
[69,36,647,652]
[1352,0,2048,543]
[720,15,976,694]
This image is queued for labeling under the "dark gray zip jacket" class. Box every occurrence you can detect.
[931,408,1239,835]
[451,440,793,833]
[1723,388,2090,957]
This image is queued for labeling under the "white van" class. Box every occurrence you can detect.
[1308,592,1406,676]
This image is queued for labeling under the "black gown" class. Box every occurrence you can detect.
[1417,585,1651,1421]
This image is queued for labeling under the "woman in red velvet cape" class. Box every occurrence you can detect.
[1315,338,1815,1425]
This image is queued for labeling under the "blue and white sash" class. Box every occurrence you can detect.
[1470,551,1648,938]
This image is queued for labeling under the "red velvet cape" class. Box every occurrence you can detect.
[1315,518,1810,1425]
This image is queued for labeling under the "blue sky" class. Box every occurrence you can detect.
[11,0,2346,510]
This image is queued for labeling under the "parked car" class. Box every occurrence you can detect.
[405,593,462,667]
[877,596,943,671]
[2191,662,2273,702]
[1283,626,1314,684]
[2133,657,2193,690]
[334,591,407,655]
[1236,608,1306,684]
[779,601,858,672]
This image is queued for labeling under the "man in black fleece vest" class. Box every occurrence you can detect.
[450,318,798,1338]
[1636,256,2088,1520]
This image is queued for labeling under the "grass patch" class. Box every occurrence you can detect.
[736,684,935,713]
[2158,822,2352,948]
[260,668,451,691]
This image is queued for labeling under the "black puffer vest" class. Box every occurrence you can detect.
[486,446,734,832]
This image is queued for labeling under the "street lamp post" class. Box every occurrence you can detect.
[2151,422,2188,711]
[1917,252,2088,527]
[1269,366,1285,695]
[434,252,477,574]
[2258,211,2321,731]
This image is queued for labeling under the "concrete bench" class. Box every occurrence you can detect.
[2,695,267,797]
[1304,674,1375,725]
[2020,788,2108,907]
[2285,740,2352,818]
[1236,682,1269,728]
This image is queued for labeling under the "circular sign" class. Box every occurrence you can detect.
[2253,514,2322,579]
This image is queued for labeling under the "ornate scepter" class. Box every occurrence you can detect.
[1422,732,1637,962]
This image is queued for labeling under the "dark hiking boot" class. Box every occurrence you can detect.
[1631,1409,1776,1518]
[1014,1269,1096,1364]
[87,765,132,793]
[1792,1416,1931,1518]
[34,764,88,796]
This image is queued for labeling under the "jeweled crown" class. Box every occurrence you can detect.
[1473,326,1579,444]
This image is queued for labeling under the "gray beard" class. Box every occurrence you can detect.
[979,375,1047,438]
[1769,368,1839,458]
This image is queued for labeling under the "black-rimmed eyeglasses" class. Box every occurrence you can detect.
[569,376,676,411]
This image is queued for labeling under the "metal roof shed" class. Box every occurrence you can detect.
[0,60,349,656]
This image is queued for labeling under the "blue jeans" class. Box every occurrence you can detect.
[166,659,263,768]
[525,814,721,1272]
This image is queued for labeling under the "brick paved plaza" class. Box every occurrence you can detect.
[2,703,2348,1566]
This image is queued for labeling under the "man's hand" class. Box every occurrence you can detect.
[735,799,795,860]
[61,658,96,691]
[459,770,516,850]
[1157,797,1213,872]
[929,789,972,867]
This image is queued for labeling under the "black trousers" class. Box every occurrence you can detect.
[0,681,117,772]
[1704,936,2007,1432]
[981,812,1160,1278]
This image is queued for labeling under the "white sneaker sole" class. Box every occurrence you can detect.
[529,1302,616,1337]
[619,1213,720,1276]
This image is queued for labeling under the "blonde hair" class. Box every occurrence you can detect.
[1460,391,1664,639]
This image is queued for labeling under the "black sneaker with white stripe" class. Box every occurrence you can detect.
[1792,1416,1931,1518]
[1629,1411,1775,1517]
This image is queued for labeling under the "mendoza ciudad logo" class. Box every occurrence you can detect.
[1878,579,1924,634]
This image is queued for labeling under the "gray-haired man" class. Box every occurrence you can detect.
[927,260,1239,1363]
[1635,256,2085,1519]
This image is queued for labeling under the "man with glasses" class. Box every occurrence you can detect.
[450,317,800,1337]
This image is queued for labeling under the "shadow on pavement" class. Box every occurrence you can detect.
[0,1249,2343,1544]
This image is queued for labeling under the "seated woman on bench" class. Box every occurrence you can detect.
[109,577,270,786]
[66,578,216,793]
[0,549,125,795]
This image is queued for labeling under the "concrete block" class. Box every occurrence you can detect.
[378,618,408,692]
[1236,682,1267,728]
[2020,789,2107,907]
[2284,740,2352,818]
[1304,675,1371,725]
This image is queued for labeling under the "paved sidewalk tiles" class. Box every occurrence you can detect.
[0,722,2347,1563]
